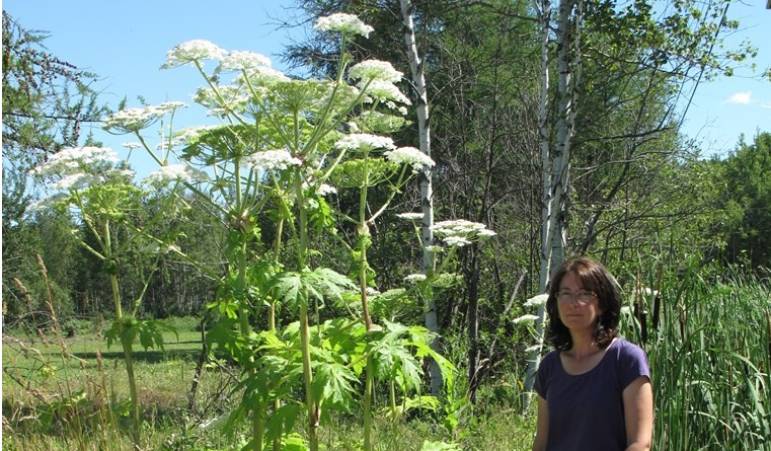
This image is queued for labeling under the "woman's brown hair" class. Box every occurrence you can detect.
[545,256,621,351]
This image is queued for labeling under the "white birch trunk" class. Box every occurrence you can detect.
[523,0,554,408]
[524,0,581,408]
[399,0,442,395]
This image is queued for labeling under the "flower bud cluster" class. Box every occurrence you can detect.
[384,147,435,173]
[144,164,208,187]
[334,133,396,152]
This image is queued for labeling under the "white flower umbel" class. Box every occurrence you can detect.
[317,184,337,196]
[348,60,403,83]
[104,106,166,133]
[334,133,396,152]
[512,314,539,325]
[144,164,207,186]
[404,273,427,284]
[236,66,290,86]
[361,80,411,105]
[396,212,424,220]
[174,126,218,145]
[443,236,472,247]
[524,294,549,308]
[244,149,302,172]
[431,219,496,247]
[194,85,250,115]
[218,51,271,72]
[315,13,374,38]
[384,147,435,172]
[161,39,225,69]
[30,147,120,179]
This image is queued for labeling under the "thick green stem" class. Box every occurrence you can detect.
[389,380,397,417]
[364,358,374,451]
[104,221,140,445]
[252,406,265,451]
[358,154,373,330]
[300,306,319,451]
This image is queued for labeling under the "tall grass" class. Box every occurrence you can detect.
[621,264,770,450]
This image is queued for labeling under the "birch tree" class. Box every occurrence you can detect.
[398,0,444,396]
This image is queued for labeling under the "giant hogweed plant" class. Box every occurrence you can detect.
[102,13,475,450]
[28,144,190,445]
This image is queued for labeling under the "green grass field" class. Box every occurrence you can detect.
[3,316,535,450]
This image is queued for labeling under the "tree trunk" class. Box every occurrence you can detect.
[524,0,582,409]
[399,0,442,396]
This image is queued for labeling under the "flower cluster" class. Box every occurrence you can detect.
[404,273,427,284]
[30,147,134,197]
[430,219,496,247]
[218,50,272,72]
[194,85,250,116]
[317,183,338,196]
[334,133,396,152]
[523,294,549,308]
[30,147,120,179]
[144,164,208,186]
[349,60,403,83]
[512,314,539,325]
[396,212,424,221]
[244,149,302,172]
[315,13,374,38]
[363,80,411,106]
[104,107,164,133]
[384,147,435,172]
[162,39,226,69]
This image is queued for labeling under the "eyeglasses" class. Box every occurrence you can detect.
[557,290,597,304]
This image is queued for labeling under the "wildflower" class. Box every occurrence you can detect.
[405,274,427,284]
[30,147,120,179]
[361,80,411,105]
[317,184,337,196]
[524,294,549,308]
[334,133,396,152]
[144,164,207,186]
[244,149,302,172]
[315,13,374,38]
[349,60,403,83]
[444,236,472,247]
[218,51,271,71]
[423,245,444,254]
[620,306,632,315]
[513,314,539,325]
[103,106,165,133]
[384,147,435,172]
[236,66,290,86]
[396,212,424,220]
[122,142,142,150]
[431,219,495,247]
[174,126,217,144]
[194,85,250,115]
[161,39,225,69]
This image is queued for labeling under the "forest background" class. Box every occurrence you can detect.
[2,1,770,450]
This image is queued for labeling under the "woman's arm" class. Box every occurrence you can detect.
[532,395,549,451]
[623,376,653,451]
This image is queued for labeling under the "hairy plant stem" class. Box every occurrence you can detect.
[364,358,374,451]
[294,174,318,451]
[104,220,140,445]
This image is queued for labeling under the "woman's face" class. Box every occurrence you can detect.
[556,271,603,334]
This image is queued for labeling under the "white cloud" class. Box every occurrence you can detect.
[760,102,771,109]
[726,91,752,105]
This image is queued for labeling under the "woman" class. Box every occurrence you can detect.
[532,257,653,451]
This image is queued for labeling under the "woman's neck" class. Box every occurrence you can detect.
[568,331,600,360]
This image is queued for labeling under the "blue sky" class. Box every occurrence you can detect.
[4,0,770,173]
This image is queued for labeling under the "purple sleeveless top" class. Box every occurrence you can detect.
[534,338,650,451]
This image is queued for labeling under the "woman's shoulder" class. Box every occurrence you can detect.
[612,337,648,359]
